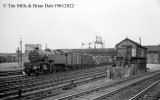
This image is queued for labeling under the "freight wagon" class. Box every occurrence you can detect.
[93,56,112,65]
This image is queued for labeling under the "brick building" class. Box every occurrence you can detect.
[25,44,42,55]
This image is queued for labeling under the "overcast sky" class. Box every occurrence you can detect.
[0,0,160,53]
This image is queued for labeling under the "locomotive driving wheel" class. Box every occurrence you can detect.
[24,68,30,76]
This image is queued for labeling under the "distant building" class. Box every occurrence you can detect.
[0,53,17,63]
[25,44,42,55]
[144,45,160,64]
[144,45,160,54]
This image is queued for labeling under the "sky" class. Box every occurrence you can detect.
[0,0,160,53]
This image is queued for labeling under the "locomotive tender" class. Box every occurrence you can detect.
[24,48,111,75]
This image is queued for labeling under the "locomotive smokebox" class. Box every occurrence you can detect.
[28,50,47,62]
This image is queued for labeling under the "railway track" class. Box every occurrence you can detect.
[0,65,109,85]
[0,65,110,100]
[0,69,107,96]
[0,71,23,77]
[52,70,160,100]
[0,65,108,83]
[129,80,160,100]
[0,65,108,89]
[9,71,108,100]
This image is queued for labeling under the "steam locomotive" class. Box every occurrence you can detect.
[23,48,112,75]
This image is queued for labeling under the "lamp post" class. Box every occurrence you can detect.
[20,37,22,68]
[17,47,19,65]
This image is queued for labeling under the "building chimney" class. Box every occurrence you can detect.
[139,37,141,45]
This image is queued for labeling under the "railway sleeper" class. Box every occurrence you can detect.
[62,84,76,90]
[1,69,108,99]
[1,70,107,93]
[2,72,107,99]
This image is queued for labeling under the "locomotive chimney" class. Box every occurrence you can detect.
[35,47,39,50]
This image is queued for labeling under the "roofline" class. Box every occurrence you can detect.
[144,45,160,47]
[115,38,147,49]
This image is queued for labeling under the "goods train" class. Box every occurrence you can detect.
[23,48,112,75]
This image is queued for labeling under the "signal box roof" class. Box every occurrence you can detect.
[115,38,147,49]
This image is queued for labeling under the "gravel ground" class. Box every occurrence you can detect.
[105,74,160,100]
[147,64,160,71]
[139,81,160,100]
[44,77,113,100]
[44,71,160,100]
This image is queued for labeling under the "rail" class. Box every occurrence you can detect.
[56,71,160,100]
[129,79,160,100]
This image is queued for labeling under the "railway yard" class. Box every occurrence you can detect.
[0,65,109,100]
[0,38,160,100]
[45,70,160,100]
[0,64,160,100]
[1,0,160,99]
